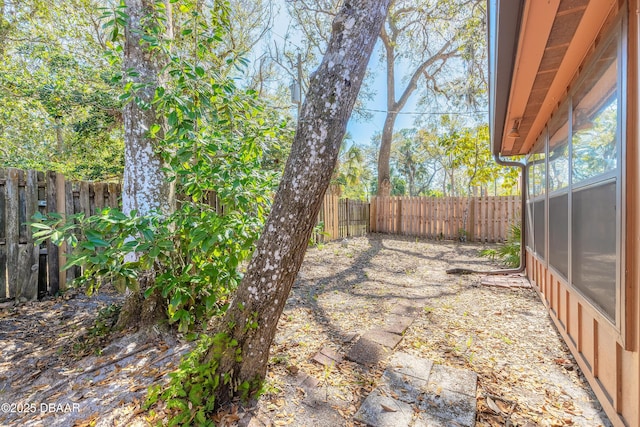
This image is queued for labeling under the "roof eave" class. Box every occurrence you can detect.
[488,0,525,157]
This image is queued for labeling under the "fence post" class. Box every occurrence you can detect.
[345,198,350,237]
[0,169,6,299]
[369,197,376,232]
[397,197,403,234]
[46,171,60,295]
[5,169,19,298]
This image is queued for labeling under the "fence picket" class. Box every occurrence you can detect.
[6,169,19,297]
[367,196,520,242]
[0,168,122,301]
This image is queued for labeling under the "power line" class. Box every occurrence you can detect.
[359,108,488,116]
[266,28,304,51]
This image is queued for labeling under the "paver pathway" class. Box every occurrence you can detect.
[309,296,478,426]
[354,352,477,427]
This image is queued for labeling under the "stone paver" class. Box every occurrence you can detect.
[379,368,427,404]
[348,297,477,427]
[354,352,477,427]
[390,303,422,317]
[362,329,403,349]
[412,412,458,427]
[295,371,320,390]
[387,352,433,381]
[353,389,414,427]
[427,363,478,397]
[311,346,343,367]
[480,274,530,289]
[382,314,414,335]
[346,337,390,365]
[417,387,476,427]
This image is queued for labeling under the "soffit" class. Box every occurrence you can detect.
[501,0,617,156]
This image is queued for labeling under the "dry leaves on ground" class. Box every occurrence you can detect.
[0,234,611,426]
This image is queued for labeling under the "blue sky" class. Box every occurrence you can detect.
[345,43,421,147]
[266,2,420,148]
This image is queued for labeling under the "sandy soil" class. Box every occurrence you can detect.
[0,234,611,426]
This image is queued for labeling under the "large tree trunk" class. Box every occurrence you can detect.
[377,112,397,197]
[122,0,175,219]
[119,0,174,328]
[206,0,392,410]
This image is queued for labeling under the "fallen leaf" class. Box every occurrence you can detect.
[380,403,397,412]
[486,396,502,414]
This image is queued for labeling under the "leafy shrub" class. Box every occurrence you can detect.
[480,222,521,268]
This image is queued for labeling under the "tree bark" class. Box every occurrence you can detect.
[122,0,175,219]
[119,0,174,328]
[377,112,397,197]
[206,0,392,409]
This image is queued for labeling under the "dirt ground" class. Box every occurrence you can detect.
[0,234,611,426]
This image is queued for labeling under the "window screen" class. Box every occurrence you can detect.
[533,199,545,260]
[548,193,568,278]
[571,182,617,320]
[548,106,569,193]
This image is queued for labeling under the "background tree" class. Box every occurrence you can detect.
[376,0,486,196]
[391,128,432,196]
[331,136,371,199]
[283,0,486,197]
[436,116,518,196]
[0,0,124,180]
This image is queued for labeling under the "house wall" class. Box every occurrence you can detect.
[527,251,638,427]
[524,2,639,426]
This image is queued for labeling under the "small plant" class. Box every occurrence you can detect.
[310,221,329,247]
[480,222,521,268]
[89,304,122,337]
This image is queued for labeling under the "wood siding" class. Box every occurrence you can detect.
[527,250,639,427]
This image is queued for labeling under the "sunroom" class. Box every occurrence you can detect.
[488,0,639,426]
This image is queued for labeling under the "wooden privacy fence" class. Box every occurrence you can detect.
[0,168,121,301]
[315,194,370,242]
[369,196,520,243]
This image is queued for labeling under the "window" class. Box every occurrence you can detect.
[529,137,546,260]
[548,107,569,279]
[548,106,569,193]
[525,26,622,325]
[569,36,620,322]
[572,40,618,184]
[572,182,617,319]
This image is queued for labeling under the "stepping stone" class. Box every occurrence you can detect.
[379,368,427,404]
[417,387,477,427]
[362,330,403,349]
[390,303,422,317]
[342,332,358,343]
[346,337,390,365]
[412,412,460,427]
[382,314,414,335]
[295,372,320,390]
[387,352,433,381]
[427,364,478,397]
[480,274,530,289]
[311,346,343,367]
[353,389,414,427]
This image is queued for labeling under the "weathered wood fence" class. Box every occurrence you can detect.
[369,196,520,243]
[0,168,121,301]
[314,194,370,242]
[2,167,520,300]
